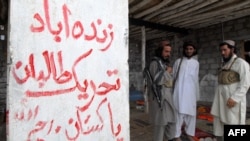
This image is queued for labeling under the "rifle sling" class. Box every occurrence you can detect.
[173,57,183,91]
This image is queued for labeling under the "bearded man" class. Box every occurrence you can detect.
[147,40,176,141]
[211,40,250,141]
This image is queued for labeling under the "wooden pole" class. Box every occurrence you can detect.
[141,26,148,113]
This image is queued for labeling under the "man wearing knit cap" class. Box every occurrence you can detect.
[211,40,250,141]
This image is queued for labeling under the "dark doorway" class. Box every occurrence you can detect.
[244,41,250,64]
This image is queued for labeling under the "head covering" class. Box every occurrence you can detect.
[222,40,235,47]
[182,41,198,57]
[220,39,237,54]
[155,39,171,58]
[160,40,170,47]
[183,41,197,49]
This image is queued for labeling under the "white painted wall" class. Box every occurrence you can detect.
[7,0,129,140]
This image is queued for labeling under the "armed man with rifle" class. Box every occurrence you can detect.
[144,40,176,141]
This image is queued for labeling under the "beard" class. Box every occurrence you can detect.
[223,52,234,63]
[161,57,170,65]
[184,53,191,58]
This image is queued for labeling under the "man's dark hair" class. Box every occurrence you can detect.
[182,41,198,56]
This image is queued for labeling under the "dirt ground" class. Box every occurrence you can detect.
[130,101,250,141]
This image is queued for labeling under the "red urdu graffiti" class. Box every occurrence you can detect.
[23,99,122,141]
[30,0,114,51]
[9,0,124,140]
[12,49,120,97]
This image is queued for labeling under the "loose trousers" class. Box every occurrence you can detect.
[153,122,176,141]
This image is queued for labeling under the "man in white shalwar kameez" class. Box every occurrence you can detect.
[211,40,250,141]
[172,41,200,141]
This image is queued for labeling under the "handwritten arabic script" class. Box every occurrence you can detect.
[8,0,126,140]
[30,0,114,51]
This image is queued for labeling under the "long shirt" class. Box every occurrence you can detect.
[211,54,250,124]
[172,56,200,116]
[148,57,176,125]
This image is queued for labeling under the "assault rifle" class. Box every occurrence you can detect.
[143,66,162,110]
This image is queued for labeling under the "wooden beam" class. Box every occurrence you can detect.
[129,0,153,13]
[142,0,195,20]
[129,17,189,35]
[159,0,218,22]
[133,0,172,18]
